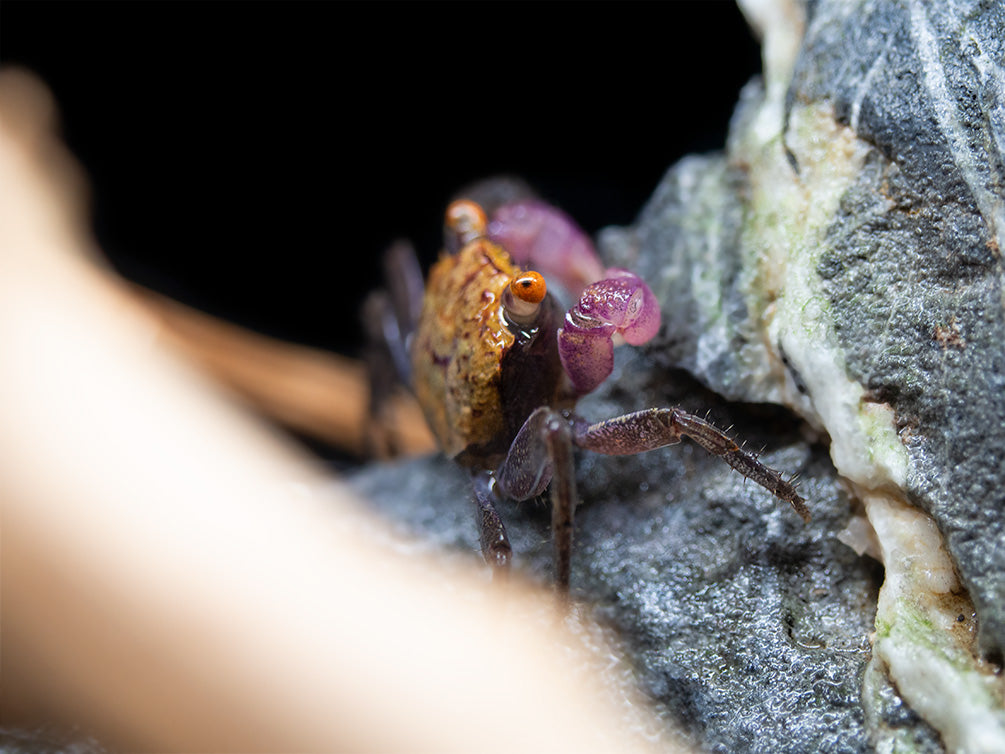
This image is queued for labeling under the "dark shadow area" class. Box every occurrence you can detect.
[1,1,760,357]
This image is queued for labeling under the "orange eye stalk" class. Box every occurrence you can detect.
[445,199,488,250]
[502,270,546,327]
[509,271,547,304]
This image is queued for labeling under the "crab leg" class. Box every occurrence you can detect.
[572,408,810,522]
[494,407,579,592]
[363,241,427,456]
[472,472,512,573]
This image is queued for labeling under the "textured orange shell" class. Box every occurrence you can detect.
[411,237,520,459]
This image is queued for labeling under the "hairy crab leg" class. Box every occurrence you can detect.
[494,407,579,592]
[572,408,810,522]
[382,240,425,347]
[472,472,512,573]
[364,241,425,385]
[544,412,576,591]
[363,241,427,456]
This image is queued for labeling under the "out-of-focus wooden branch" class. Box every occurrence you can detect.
[134,287,435,459]
[0,67,674,754]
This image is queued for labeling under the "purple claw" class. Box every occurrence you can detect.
[558,270,661,394]
[488,200,605,300]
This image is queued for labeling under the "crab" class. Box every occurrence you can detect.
[370,190,809,592]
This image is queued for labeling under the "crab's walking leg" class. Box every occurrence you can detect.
[495,407,579,592]
[572,408,810,522]
[472,472,512,574]
[364,241,425,456]
[544,413,577,591]
[376,240,425,383]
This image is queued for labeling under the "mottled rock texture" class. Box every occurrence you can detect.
[795,0,1005,660]
[354,366,882,751]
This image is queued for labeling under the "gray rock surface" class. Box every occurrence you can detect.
[352,361,882,751]
[797,0,1005,660]
[352,0,1005,750]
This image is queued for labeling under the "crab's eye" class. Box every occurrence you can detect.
[445,199,488,251]
[503,270,547,327]
[510,271,547,304]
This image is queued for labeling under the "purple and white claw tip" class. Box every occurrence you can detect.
[601,268,661,345]
[576,269,661,345]
[557,270,661,395]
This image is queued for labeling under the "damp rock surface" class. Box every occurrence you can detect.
[351,358,882,752]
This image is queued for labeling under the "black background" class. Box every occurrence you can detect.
[1,1,761,357]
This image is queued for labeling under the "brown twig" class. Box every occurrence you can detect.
[134,287,435,458]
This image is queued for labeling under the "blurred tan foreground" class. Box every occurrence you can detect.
[0,69,679,753]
